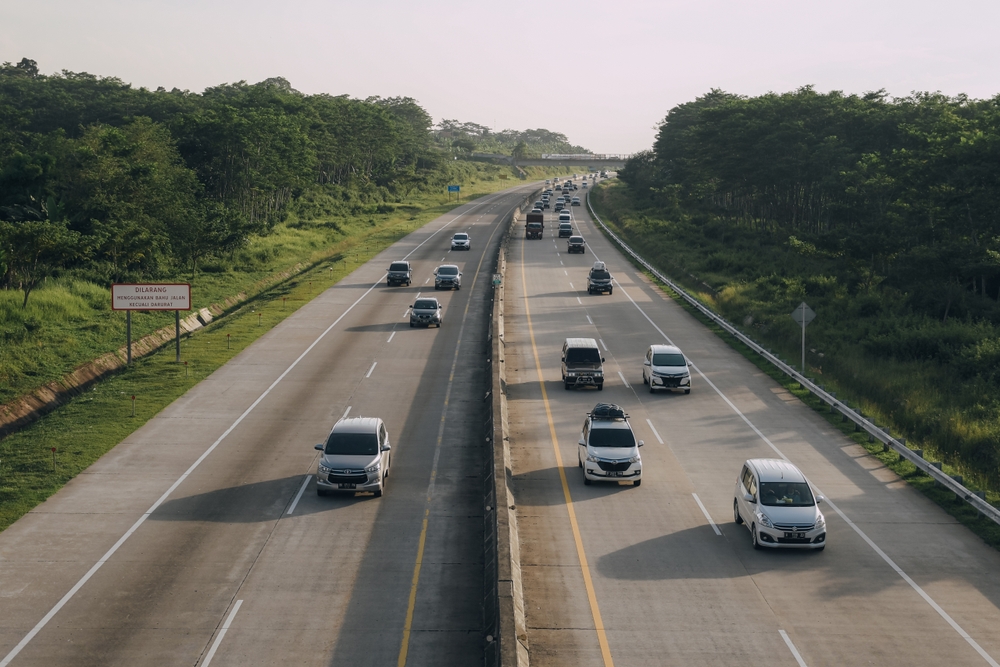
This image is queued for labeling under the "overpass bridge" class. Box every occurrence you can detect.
[470,152,630,169]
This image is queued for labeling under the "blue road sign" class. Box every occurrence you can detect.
[447,185,460,192]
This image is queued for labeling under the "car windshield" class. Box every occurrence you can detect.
[759,482,815,507]
[588,426,635,448]
[590,270,611,280]
[565,347,601,363]
[414,300,437,309]
[652,353,685,366]
[454,234,468,240]
[438,266,458,275]
[325,432,378,456]
[389,262,408,271]
[570,237,583,243]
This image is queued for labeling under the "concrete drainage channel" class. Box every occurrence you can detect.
[484,189,538,667]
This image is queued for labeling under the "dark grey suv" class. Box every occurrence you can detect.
[387,261,412,286]
[434,264,462,290]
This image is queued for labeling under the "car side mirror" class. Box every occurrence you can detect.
[743,492,755,503]
[601,357,606,362]
[381,443,392,451]
[410,304,414,308]
[561,357,565,362]
[314,443,324,451]
[578,438,586,446]
[438,305,442,309]
[638,440,644,447]
[644,360,651,366]
[816,495,824,504]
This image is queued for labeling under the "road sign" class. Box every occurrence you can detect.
[791,302,815,325]
[447,185,460,193]
[499,174,508,180]
[112,283,191,311]
[492,274,502,286]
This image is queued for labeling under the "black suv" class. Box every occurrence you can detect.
[567,236,586,253]
[588,262,613,294]
[387,261,412,286]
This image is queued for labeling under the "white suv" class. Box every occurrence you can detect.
[451,233,471,250]
[734,459,826,550]
[577,403,643,486]
[642,344,691,394]
[314,417,392,497]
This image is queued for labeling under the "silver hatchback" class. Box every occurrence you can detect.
[314,417,392,497]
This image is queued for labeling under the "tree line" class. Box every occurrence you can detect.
[434,120,587,158]
[0,58,450,306]
[621,86,1000,317]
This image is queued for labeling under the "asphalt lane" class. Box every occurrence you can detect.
[0,183,537,667]
[505,181,1000,666]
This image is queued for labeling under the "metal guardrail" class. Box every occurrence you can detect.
[586,192,1000,526]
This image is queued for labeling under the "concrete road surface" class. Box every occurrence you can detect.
[0,184,537,667]
[504,188,1000,666]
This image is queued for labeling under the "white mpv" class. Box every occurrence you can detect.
[734,458,826,550]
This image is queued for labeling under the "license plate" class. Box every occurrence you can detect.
[606,471,623,477]
[339,483,357,489]
[784,532,805,539]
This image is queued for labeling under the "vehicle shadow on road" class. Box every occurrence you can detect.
[509,466,638,507]
[344,322,398,332]
[149,476,368,522]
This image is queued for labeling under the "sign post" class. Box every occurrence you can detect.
[447,184,460,201]
[790,301,816,374]
[112,284,192,365]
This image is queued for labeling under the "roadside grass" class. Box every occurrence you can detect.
[588,185,1000,551]
[0,170,550,533]
[0,164,548,405]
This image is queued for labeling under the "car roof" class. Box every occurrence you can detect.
[331,417,381,434]
[746,458,807,483]
[437,264,459,270]
[569,236,584,241]
[649,344,683,355]
[564,337,599,349]
[453,232,468,237]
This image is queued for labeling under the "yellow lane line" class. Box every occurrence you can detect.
[397,190,531,666]
[519,239,615,667]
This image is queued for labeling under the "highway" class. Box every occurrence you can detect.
[504,184,1000,666]
[0,184,537,667]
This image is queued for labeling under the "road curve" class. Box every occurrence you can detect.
[0,184,537,667]
[505,187,1000,666]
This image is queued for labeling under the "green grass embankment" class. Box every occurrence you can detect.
[589,179,1000,549]
[0,165,554,532]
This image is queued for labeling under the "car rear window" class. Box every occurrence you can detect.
[325,432,378,456]
[759,481,815,507]
[565,347,601,363]
[390,262,409,271]
[588,427,635,448]
[652,353,685,366]
[438,266,458,275]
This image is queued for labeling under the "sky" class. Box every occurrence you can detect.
[3,0,999,154]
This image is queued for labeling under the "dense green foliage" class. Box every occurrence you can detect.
[606,87,1000,485]
[0,58,503,301]
[434,119,588,157]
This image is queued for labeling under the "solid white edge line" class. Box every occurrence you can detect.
[587,315,593,324]
[0,184,533,667]
[200,599,244,667]
[342,405,352,419]
[779,630,808,667]
[617,371,630,389]
[366,361,377,378]
[645,418,664,445]
[576,297,582,305]
[594,234,1000,667]
[286,475,311,515]
[691,493,722,536]
[599,339,608,351]
[387,331,396,343]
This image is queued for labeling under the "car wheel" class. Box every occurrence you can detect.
[815,545,825,551]
[751,524,761,550]
[578,456,582,468]
[409,322,414,328]
[649,384,655,394]
[685,389,691,395]
[374,486,383,498]
[609,288,613,294]
[565,382,572,390]
[583,476,592,486]
[734,500,743,525]
[597,383,603,391]
[633,479,641,487]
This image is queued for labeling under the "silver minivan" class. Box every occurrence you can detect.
[314,417,392,497]
[642,344,691,394]
[734,458,826,550]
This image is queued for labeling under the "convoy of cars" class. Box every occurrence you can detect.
[333,171,830,552]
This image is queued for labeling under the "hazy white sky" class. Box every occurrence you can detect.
[3,0,999,153]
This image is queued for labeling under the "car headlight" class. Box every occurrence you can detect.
[567,372,577,377]
[628,455,640,463]
[756,512,774,528]
[594,371,603,377]
[318,464,334,474]
[365,462,381,473]
[586,454,599,463]
[815,514,825,529]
